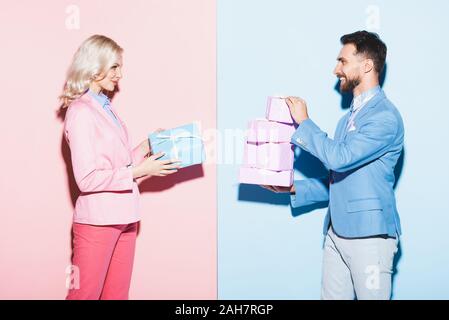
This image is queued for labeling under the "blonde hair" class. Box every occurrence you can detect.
[60,35,123,107]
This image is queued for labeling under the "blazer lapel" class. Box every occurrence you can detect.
[352,90,386,124]
[342,90,386,140]
[109,105,131,150]
[82,94,130,150]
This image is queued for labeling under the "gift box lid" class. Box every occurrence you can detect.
[266,96,294,124]
[148,122,205,168]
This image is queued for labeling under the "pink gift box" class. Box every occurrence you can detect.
[246,119,295,143]
[243,142,294,171]
[266,97,294,124]
[239,167,293,187]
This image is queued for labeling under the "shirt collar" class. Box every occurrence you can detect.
[87,89,111,108]
[351,85,381,112]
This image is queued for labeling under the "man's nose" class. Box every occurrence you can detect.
[333,65,340,76]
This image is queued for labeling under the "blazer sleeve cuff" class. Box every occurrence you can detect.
[290,180,310,208]
[131,144,147,165]
[291,118,321,150]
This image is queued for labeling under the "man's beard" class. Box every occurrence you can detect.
[339,76,361,92]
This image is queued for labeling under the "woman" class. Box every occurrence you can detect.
[61,35,179,299]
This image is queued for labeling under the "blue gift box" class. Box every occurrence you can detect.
[148,123,205,168]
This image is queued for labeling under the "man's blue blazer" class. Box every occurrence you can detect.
[290,90,404,238]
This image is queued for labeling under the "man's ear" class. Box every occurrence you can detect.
[365,59,375,73]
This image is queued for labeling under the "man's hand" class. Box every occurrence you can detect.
[286,96,309,124]
[260,184,296,194]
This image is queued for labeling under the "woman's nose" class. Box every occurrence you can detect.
[116,68,122,79]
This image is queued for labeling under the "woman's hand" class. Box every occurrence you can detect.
[143,128,166,156]
[260,184,296,194]
[132,152,181,179]
[138,139,151,157]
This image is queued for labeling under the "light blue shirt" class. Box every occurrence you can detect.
[87,89,121,127]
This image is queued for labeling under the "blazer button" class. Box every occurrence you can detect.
[296,138,306,146]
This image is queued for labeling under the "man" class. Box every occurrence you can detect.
[263,31,404,300]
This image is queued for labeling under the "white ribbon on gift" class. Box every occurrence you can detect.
[153,131,203,159]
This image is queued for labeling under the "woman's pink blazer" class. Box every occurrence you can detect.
[64,93,147,225]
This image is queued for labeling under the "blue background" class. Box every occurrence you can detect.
[218,0,449,299]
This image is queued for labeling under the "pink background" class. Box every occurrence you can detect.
[0,0,216,299]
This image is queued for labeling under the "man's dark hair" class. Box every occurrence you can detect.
[340,30,387,74]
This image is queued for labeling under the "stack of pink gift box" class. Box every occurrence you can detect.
[239,97,296,187]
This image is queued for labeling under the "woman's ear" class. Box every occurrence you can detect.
[91,70,105,81]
